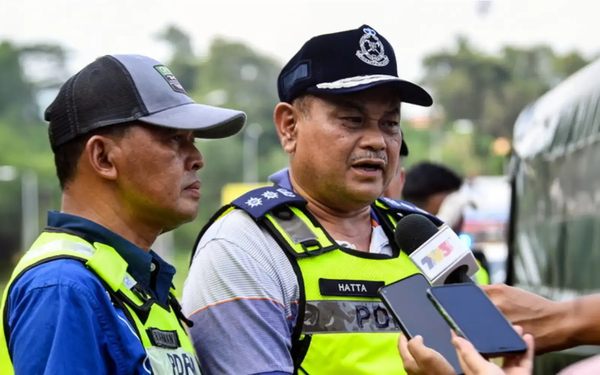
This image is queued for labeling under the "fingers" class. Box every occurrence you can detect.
[520,334,535,370]
[407,335,456,375]
[513,325,523,336]
[502,332,536,371]
[452,333,490,374]
[399,334,419,374]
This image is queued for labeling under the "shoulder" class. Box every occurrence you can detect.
[230,186,306,220]
[192,208,296,285]
[9,258,109,306]
[198,185,305,254]
[376,197,444,226]
[186,204,299,317]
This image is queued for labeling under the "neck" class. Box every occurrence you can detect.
[290,176,373,251]
[61,186,160,251]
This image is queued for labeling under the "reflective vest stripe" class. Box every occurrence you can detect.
[0,232,201,375]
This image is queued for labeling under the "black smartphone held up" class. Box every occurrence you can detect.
[427,283,528,358]
[378,274,463,375]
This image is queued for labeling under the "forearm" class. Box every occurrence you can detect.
[561,295,600,349]
[538,295,600,353]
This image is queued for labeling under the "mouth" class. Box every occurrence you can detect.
[185,181,201,191]
[351,159,386,173]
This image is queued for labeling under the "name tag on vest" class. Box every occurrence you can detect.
[147,328,181,349]
[319,278,385,298]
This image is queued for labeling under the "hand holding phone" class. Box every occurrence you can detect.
[378,274,463,374]
[427,283,528,358]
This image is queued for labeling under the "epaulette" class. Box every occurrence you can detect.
[231,186,307,220]
[376,197,444,227]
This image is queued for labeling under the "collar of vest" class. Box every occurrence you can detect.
[228,186,442,225]
[1,231,200,375]
[191,186,444,261]
[22,230,131,292]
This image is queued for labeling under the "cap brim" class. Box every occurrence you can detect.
[308,74,433,107]
[138,103,247,139]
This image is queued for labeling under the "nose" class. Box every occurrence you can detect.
[359,123,386,151]
[188,144,205,171]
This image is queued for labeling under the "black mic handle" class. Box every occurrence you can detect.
[444,265,474,285]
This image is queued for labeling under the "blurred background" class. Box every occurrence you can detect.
[0,1,598,371]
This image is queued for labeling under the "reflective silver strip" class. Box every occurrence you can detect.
[23,239,96,262]
[302,300,400,334]
[25,238,139,292]
[270,211,318,245]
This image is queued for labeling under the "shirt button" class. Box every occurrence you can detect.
[150,263,156,272]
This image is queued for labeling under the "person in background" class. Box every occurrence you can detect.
[557,353,600,374]
[0,54,246,374]
[402,161,463,218]
[401,161,490,284]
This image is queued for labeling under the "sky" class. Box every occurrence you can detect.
[1,0,598,117]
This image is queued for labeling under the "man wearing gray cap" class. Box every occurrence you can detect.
[0,54,245,375]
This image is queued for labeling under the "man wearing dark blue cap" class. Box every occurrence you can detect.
[0,54,246,374]
[183,25,437,375]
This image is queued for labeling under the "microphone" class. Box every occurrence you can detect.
[394,214,479,285]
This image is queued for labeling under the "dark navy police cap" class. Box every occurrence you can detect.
[278,25,430,157]
[277,24,433,107]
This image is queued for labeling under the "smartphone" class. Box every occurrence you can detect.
[378,274,463,374]
[427,283,528,358]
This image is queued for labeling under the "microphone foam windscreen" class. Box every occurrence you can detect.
[394,214,439,255]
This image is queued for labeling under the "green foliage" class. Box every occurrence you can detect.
[0,27,593,265]
[158,26,288,248]
[422,36,590,138]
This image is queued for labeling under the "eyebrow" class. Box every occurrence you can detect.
[326,97,400,116]
[326,97,367,114]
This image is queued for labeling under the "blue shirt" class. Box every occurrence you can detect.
[6,211,176,375]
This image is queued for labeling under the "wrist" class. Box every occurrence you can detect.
[555,299,581,350]
[533,299,576,354]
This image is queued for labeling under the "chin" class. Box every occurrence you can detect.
[347,186,382,204]
[163,203,199,227]
[177,206,200,222]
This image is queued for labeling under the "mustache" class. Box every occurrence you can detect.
[349,152,388,165]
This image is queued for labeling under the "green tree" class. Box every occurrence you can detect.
[0,40,66,269]
[422,36,590,139]
[157,26,286,249]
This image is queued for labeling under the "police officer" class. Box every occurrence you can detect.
[0,54,246,374]
[182,25,441,375]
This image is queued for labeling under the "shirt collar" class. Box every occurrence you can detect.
[268,168,293,190]
[47,211,176,304]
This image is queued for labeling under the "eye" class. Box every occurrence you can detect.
[383,120,399,127]
[341,116,363,125]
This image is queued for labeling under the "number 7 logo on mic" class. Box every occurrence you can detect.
[421,241,454,270]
